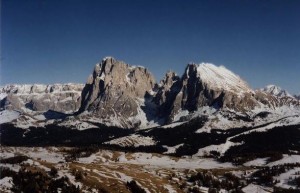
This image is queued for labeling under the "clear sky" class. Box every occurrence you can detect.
[1,0,300,94]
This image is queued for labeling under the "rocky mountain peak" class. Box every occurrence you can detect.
[78,57,156,128]
[159,71,180,89]
[184,63,198,77]
[261,85,292,98]
[155,63,261,122]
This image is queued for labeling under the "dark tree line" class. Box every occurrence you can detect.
[0,155,29,164]
[0,166,80,193]
[187,171,244,192]
[126,180,147,193]
[251,163,300,186]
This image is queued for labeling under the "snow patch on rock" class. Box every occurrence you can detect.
[0,110,20,124]
[105,134,156,147]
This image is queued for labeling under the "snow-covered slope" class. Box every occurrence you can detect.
[196,63,251,93]
[0,110,20,124]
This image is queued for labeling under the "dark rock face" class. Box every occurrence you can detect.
[153,71,182,119]
[78,57,156,125]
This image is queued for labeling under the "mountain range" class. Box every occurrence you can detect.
[0,57,299,157]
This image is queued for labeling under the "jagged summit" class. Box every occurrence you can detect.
[78,57,156,128]
[261,85,292,98]
[154,63,259,122]
[77,58,298,127]
[158,71,180,88]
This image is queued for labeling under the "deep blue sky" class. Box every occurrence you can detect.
[1,0,300,94]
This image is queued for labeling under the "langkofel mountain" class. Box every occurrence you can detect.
[0,57,299,154]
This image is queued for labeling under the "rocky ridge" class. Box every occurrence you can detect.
[261,85,293,98]
[0,83,84,113]
[76,57,299,128]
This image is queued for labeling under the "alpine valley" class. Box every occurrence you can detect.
[1,57,300,193]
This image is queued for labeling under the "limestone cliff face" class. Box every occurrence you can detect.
[78,57,155,123]
[0,84,84,113]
